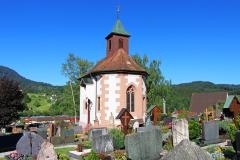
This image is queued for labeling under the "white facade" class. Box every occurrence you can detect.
[79,73,147,128]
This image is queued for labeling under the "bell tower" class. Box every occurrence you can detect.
[105,7,130,57]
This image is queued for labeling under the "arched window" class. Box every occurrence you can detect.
[126,85,135,112]
[119,38,123,49]
[109,40,112,50]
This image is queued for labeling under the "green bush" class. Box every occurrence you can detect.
[188,119,201,140]
[113,150,127,160]
[109,128,125,149]
[83,151,99,160]
[81,140,92,149]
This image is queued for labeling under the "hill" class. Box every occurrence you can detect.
[0,65,63,93]
[174,81,240,97]
[171,81,240,110]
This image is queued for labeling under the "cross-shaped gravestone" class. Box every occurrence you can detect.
[122,112,130,126]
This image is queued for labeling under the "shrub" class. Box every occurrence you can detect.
[109,128,125,149]
[188,119,201,140]
[113,150,127,160]
[81,140,92,149]
[83,151,99,160]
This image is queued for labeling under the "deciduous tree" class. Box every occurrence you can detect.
[0,77,25,128]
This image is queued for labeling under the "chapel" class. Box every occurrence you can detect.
[79,16,148,128]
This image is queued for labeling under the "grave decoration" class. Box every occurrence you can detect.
[116,108,134,134]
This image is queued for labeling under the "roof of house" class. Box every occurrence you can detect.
[116,108,134,119]
[81,48,148,79]
[190,92,228,114]
[223,95,235,109]
[223,95,240,109]
[147,105,161,113]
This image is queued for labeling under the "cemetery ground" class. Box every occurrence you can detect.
[1,115,240,160]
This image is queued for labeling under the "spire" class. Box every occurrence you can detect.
[108,6,129,37]
[111,19,129,36]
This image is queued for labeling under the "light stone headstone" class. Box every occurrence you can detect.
[92,134,114,153]
[109,112,115,128]
[1,128,6,134]
[172,118,189,147]
[37,141,57,160]
[133,121,139,132]
[125,126,162,160]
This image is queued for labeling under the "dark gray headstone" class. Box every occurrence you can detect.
[236,131,240,158]
[125,126,162,160]
[202,120,220,144]
[92,134,114,153]
[73,126,83,134]
[37,128,48,139]
[88,127,108,140]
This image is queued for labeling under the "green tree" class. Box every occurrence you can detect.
[132,54,172,109]
[0,77,25,128]
[50,53,94,116]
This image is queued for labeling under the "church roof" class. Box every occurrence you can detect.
[106,19,130,38]
[81,48,148,78]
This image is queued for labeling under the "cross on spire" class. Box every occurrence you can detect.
[117,5,120,19]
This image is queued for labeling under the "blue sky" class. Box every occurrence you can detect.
[0,0,240,85]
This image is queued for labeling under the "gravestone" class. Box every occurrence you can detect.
[1,128,6,134]
[16,132,44,157]
[92,134,114,153]
[172,118,189,147]
[202,120,220,144]
[161,139,211,160]
[235,130,240,158]
[109,112,115,128]
[125,126,162,160]
[133,121,139,132]
[73,126,83,134]
[37,141,57,160]
[37,127,48,139]
[88,127,108,141]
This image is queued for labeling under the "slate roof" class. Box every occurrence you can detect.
[81,48,148,79]
[190,92,228,114]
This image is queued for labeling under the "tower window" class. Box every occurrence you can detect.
[126,85,135,112]
[119,38,123,49]
[98,96,100,111]
[109,40,112,50]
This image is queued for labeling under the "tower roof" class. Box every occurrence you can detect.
[112,19,129,36]
[106,19,130,38]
